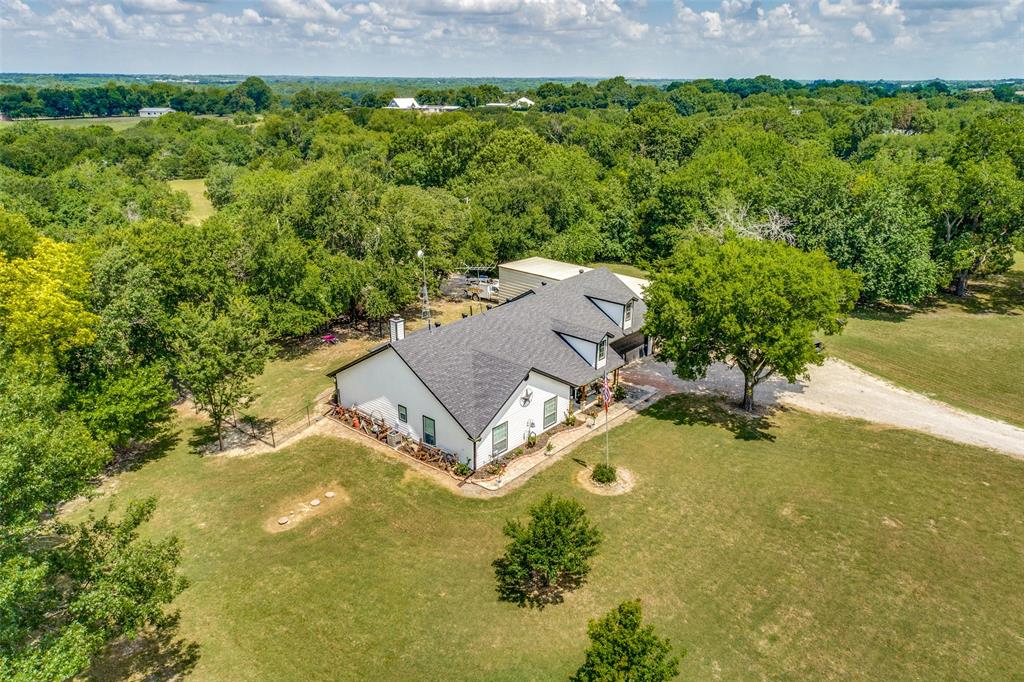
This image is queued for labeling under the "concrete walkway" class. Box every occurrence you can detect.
[622,359,1024,459]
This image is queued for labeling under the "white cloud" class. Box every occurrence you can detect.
[0,0,1020,77]
[851,19,873,40]
[121,0,199,14]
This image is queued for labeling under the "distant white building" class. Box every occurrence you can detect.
[139,107,174,117]
[386,98,421,110]
[420,104,461,113]
[513,97,535,109]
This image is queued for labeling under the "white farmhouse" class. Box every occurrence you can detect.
[329,268,649,470]
[139,107,174,117]
[385,98,421,110]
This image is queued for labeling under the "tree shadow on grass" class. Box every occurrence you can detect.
[493,562,587,610]
[86,614,200,682]
[105,430,182,475]
[949,267,1024,315]
[645,394,776,442]
[851,268,1024,322]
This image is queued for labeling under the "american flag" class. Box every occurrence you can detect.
[601,374,612,412]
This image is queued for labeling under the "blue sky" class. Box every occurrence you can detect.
[1,0,1021,78]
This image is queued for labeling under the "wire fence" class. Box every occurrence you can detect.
[226,387,335,449]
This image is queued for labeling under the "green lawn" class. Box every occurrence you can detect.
[830,258,1024,427]
[167,178,216,224]
[242,299,474,427]
[80,396,1024,680]
[0,116,144,130]
[588,262,650,278]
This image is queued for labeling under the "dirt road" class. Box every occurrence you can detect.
[622,359,1024,459]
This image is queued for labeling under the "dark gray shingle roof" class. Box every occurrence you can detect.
[389,268,646,438]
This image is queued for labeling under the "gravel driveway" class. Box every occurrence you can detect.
[622,358,1024,459]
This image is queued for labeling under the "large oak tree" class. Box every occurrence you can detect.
[644,234,861,411]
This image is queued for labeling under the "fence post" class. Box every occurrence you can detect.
[271,426,276,448]
[306,403,311,427]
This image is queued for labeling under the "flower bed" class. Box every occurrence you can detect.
[469,424,566,481]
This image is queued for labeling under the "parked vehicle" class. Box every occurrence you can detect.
[466,280,501,302]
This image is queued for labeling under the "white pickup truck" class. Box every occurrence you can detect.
[466,280,501,302]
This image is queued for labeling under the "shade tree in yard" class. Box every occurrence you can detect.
[644,234,861,411]
[170,297,271,450]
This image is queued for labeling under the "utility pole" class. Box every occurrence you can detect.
[417,249,432,332]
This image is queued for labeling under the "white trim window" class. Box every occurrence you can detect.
[422,416,436,446]
[596,338,607,368]
[398,404,408,423]
[493,422,509,455]
[624,300,633,329]
[543,397,557,429]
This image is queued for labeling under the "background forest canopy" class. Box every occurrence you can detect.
[1,72,1022,336]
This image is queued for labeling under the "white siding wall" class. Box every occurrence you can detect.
[333,348,474,465]
[476,371,571,465]
[559,334,597,368]
[590,298,625,327]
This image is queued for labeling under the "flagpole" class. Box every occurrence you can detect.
[603,372,610,468]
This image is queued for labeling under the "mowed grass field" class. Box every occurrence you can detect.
[79,395,1024,680]
[167,178,216,224]
[0,115,145,130]
[830,257,1024,427]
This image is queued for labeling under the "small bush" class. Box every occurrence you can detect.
[564,408,578,427]
[591,463,617,485]
[453,462,471,477]
[545,442,554,453]
[527,433,538,448]
[613,383,627,401]
[571,600,681,682]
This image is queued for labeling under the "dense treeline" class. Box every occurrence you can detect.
[5,73,1023,120]
[0,76,275,119]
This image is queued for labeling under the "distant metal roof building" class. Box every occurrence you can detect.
[139,107,174,117]
[499,257,649,299]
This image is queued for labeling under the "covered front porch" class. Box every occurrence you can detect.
[571,369,622,412]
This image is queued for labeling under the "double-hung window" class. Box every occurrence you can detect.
[624,301,633,329]
[597,338,607,365]
[398,404,408,423]
[492,422,508,455]
[543,397,557,429]
[422,416,436,446]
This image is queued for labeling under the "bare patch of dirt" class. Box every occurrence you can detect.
[780,502,807,524]
[882,516,903,529]
[401,468,436,487]
[264,482,350,533]
[575,466,637,496]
